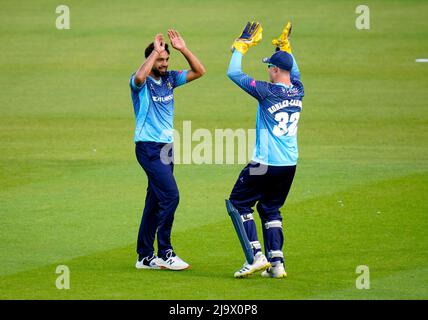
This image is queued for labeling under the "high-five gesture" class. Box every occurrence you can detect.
[168,29,186,51]
[134,29,205,86]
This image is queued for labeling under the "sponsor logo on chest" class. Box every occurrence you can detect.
[149,82,173,103]
[152,94,173,103]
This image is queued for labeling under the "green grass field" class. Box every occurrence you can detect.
[1,0,427,299]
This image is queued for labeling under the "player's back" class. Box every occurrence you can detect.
[252,79,304,166]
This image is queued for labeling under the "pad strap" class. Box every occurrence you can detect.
[268,250,284,259]
[250,241,261,250]
[241,213,254,223]
[264,220,282,229]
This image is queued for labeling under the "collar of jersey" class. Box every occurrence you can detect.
[148,76,162,85]
[275,82,293,89]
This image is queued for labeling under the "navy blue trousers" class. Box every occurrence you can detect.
[135,141,179,259]
[229,162,296,263]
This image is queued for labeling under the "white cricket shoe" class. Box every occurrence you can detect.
[155,250,190,271]
[135,254,160,270]
[234,252,270,278]
[261,262,287,278]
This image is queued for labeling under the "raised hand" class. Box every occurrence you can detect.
[168,29,186,51]
[154,33,166,54]
[232,21,263,55]
[272,22,292,53]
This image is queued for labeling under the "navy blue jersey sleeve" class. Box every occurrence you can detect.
[227,50,271,101]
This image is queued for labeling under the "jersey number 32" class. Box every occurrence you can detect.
[273,112,300,137]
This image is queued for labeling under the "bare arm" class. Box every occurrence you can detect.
[134,34,166,86]
[168,29,206,83]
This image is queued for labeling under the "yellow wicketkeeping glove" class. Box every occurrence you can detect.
[272,22,292,53]
[232,21,263,54]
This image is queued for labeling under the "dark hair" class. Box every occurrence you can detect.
[145,42,170,58]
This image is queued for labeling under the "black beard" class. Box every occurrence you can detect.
[152,68,166,77]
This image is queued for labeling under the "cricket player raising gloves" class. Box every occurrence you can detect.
[272,22,293,53]
[226,21,304,279]
[231,21,263,55]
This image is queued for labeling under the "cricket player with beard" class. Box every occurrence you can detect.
[226,22,304,278]
[130,30,205,270]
